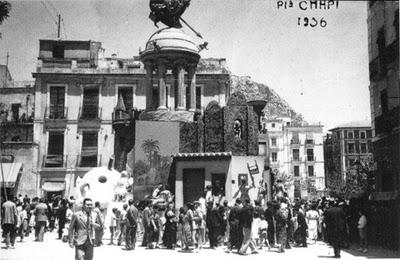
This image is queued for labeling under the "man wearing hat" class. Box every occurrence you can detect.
[325,200,346,258]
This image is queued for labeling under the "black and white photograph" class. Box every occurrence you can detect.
[0,0,399,259]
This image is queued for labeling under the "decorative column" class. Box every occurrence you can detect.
[144,63,153,110]
[188,65,197,112]
[157,61,167,110]
[175,63,185,111]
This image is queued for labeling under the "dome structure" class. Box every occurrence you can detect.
[140,27,200,64]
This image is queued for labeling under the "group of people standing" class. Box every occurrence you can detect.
[2,188,371,260]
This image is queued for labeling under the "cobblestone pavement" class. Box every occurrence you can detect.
[1,231,399,260]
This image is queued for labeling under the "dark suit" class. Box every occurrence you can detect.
[34,203,48,241]
[68,210,101,260]
[325,206,346,258]
[125,204,138,250]
[295,210,308,246]
[228,205,242,250]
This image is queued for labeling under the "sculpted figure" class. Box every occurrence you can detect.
[149,0,191,28]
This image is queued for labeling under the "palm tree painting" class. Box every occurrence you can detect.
[141,139,160,168]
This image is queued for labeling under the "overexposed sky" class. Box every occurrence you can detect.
[0,0,370,131]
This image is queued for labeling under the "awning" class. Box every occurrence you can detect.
[0,162,23,188]
[42,181,66,192]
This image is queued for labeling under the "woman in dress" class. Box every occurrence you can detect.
[306,203,320,244]
[163,202,177,249]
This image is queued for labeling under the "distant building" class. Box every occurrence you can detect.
[260,116,325,201]
[324,122,373,195]
[32,39,230,199]
[367,0,399,250]
[0,75,36,198]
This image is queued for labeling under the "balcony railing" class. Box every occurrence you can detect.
[43,154,67,168]
[305,139,315,146]
[78,106,102,120]
[291,157,302,162]
[44,106,68,120]
[76,154,102,168]
[290,139,301,145]
[306,156,317,162]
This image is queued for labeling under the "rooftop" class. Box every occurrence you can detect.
[330,121,371,131]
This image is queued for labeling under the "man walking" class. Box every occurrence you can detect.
[125,199,138,250]
[68,198,101,260]
[325,200,346,258]
[34,198,48,242]
[1,197,18,249]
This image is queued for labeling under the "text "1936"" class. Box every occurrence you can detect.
[298,17,327,28]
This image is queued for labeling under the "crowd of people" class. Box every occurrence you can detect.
[1,186,371,259]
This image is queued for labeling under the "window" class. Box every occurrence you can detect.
[307,149,314,161]
[354,130,359,139]
[117,87,133,111]
[45,131,64,167]
[286,122,290,126]
[380,89,388,114]
[308,165,314,177]
[80,132,98,167]
[366,130,372,138]
[348,131,354,139]
[49,86,65,119]
[271,123,275,128]
[293,149,300,161]
[360,143,367,154]
[271,137,277,147]
[11,103,21,122]
[348,143,355,154]
[294,166,299,177]
[360,131,366,139]
[52,45,64,58]
[271,152,277,162]
[258,143,266,156]
[81,88,99,119]
[291,132,300,144]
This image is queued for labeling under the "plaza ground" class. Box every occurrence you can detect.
[1,230,399,260]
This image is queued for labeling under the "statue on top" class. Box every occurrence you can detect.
[149,0,191,28]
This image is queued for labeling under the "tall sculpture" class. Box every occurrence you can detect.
[140,0,203,120]
[149,0,190,28]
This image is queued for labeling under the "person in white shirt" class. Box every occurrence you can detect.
[357,210,368,253]
[258,215,270,249]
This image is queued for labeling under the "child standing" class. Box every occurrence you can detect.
[108,208,118,245]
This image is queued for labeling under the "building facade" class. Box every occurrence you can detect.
[32,39,230,199]
[324,122,373,195]
[260,116,325,200]
[0,79,36,198]
[367,0,399,250]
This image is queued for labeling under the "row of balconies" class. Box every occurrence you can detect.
[44,106,103,120]
[269,156,318,164]
[290,139,315,146]
[42,154,102,169]
[43,106,136,129]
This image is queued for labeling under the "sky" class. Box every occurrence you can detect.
[0,0,371,131]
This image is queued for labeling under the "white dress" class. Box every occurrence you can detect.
[306,210,319,240]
